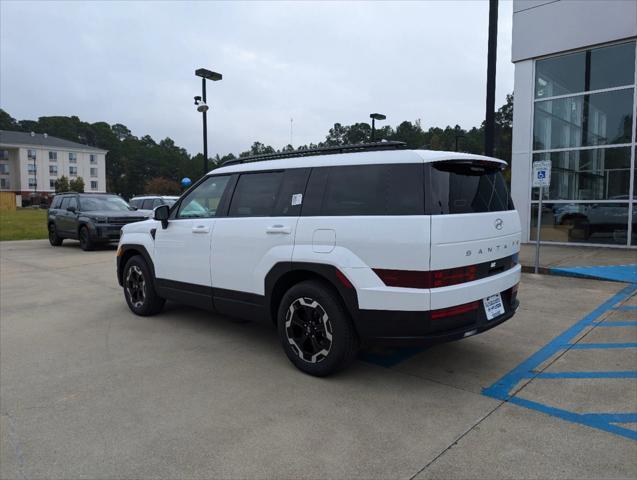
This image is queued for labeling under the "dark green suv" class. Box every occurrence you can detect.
[48,193,148,251]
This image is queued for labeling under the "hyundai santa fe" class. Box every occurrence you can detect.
[49,193,149,251]
[116,142,521,376]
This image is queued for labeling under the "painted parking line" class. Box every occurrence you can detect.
[483,282,637,442]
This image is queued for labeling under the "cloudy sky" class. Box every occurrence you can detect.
[0,0,514,157]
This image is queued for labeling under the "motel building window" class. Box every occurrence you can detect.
[0,150,8,160]
[69,166,78,176]
[49,151,57,162]
[27,150,36,161]
[90,181,98,191]
[531,41,637,247]
[27,163,36,174]
[90,167,98,177]
[90,154,97,164]
[0,178,9,189]
[69,152,77,163]
[49,179,56,190]
[28,177,37,189]
[0,163,8,175]
[49,165,58,175]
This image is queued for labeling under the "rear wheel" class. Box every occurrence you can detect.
[123,255,165,316]
[48,224,63,246]
[277,280,358,376]
[79,226,94,251]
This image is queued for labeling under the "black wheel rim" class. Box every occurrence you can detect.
[49,226,56,240]
[80,229,88,247]
[125,265,146,308]
[285,297,332,363]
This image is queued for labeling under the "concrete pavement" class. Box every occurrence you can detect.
[1,240,636,479]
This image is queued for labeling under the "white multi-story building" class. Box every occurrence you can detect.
[0,130,108,204]
[510,0,636,248]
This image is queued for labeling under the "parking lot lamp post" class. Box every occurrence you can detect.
[369,113,386,142]
[195,68,222,175]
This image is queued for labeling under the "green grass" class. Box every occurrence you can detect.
[0,208,49,241]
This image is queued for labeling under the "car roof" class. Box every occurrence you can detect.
[130,195,179,200]
[211,149,506,175]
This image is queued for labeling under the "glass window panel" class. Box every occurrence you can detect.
[535,41,635,98]
[589,42,635,91]
[178,175,230,219]
[533,88,634,150]
[531,202,629,246]
[532,147,631,201]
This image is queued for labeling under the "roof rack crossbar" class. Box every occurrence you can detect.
[221,141,407,166]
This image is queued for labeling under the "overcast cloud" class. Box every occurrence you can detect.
[0,0,514,156]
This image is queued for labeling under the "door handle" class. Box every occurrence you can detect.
[266,225,292,234]
[192,225,210,234]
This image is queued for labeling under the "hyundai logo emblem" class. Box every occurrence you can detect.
[494,218,503,230]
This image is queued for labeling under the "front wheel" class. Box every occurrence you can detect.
[277,280,359,376]
[123,256,165,316]
[79,226,94,251]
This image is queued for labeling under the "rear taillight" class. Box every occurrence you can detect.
[431,301,480,320]
[373,265,479,289]
[431,265,477,288]
[371,269,430,288]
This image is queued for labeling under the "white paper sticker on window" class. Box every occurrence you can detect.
[291,193,303,206]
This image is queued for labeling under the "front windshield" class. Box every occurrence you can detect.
[80,196,132,212]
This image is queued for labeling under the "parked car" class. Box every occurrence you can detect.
[129,195,179,212]
[48,192,149,251]
[116,143,521,376]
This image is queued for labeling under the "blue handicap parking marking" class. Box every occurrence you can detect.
[483,283,637,441]
[550,264,637,284]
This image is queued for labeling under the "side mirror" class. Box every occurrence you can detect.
[67,206,76,213]
[154,204,170,229]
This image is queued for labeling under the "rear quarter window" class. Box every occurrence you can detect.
[427,161,513,214]
[303,164,423,216]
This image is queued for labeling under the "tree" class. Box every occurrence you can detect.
[69,177,85,193]
[55,175,69,193]
[145,177,181,195]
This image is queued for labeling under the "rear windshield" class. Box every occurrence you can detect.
[427,160,513,214]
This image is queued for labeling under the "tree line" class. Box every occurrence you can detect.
[0,94,512,198]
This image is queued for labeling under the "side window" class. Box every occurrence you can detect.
[273,168,310,216]
[68,197,78,211]
[228,171,284,217]
[314,164,423,216]
[142,199,155,210]
[129,199,141,209]
[60,197,70,210]
[177,175,231,218]
[51,196,61,209]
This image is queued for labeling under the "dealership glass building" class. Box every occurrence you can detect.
[511,0,637,247]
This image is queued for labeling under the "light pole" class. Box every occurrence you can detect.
[369,113,386,142]
[195,68,222,175]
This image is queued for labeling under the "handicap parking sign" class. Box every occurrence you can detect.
[532,160,551,187]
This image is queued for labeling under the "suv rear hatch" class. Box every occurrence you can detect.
[427,158,520,273]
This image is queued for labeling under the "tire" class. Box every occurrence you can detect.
[48,224,63,246]
[78,226,94,251]
[277,280,359,376]
[123,255,165,316]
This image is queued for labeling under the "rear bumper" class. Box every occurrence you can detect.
[354,286,519,346]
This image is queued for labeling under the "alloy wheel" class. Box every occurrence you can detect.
[285,297,333,363]
[125,265,146,309]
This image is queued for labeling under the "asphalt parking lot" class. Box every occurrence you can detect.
[1,240,636,480]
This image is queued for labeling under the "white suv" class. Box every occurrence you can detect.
[117,143,521,376]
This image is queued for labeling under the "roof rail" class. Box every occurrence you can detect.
[221,141,407,166]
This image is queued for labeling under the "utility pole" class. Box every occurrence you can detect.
[484,0,498,157]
